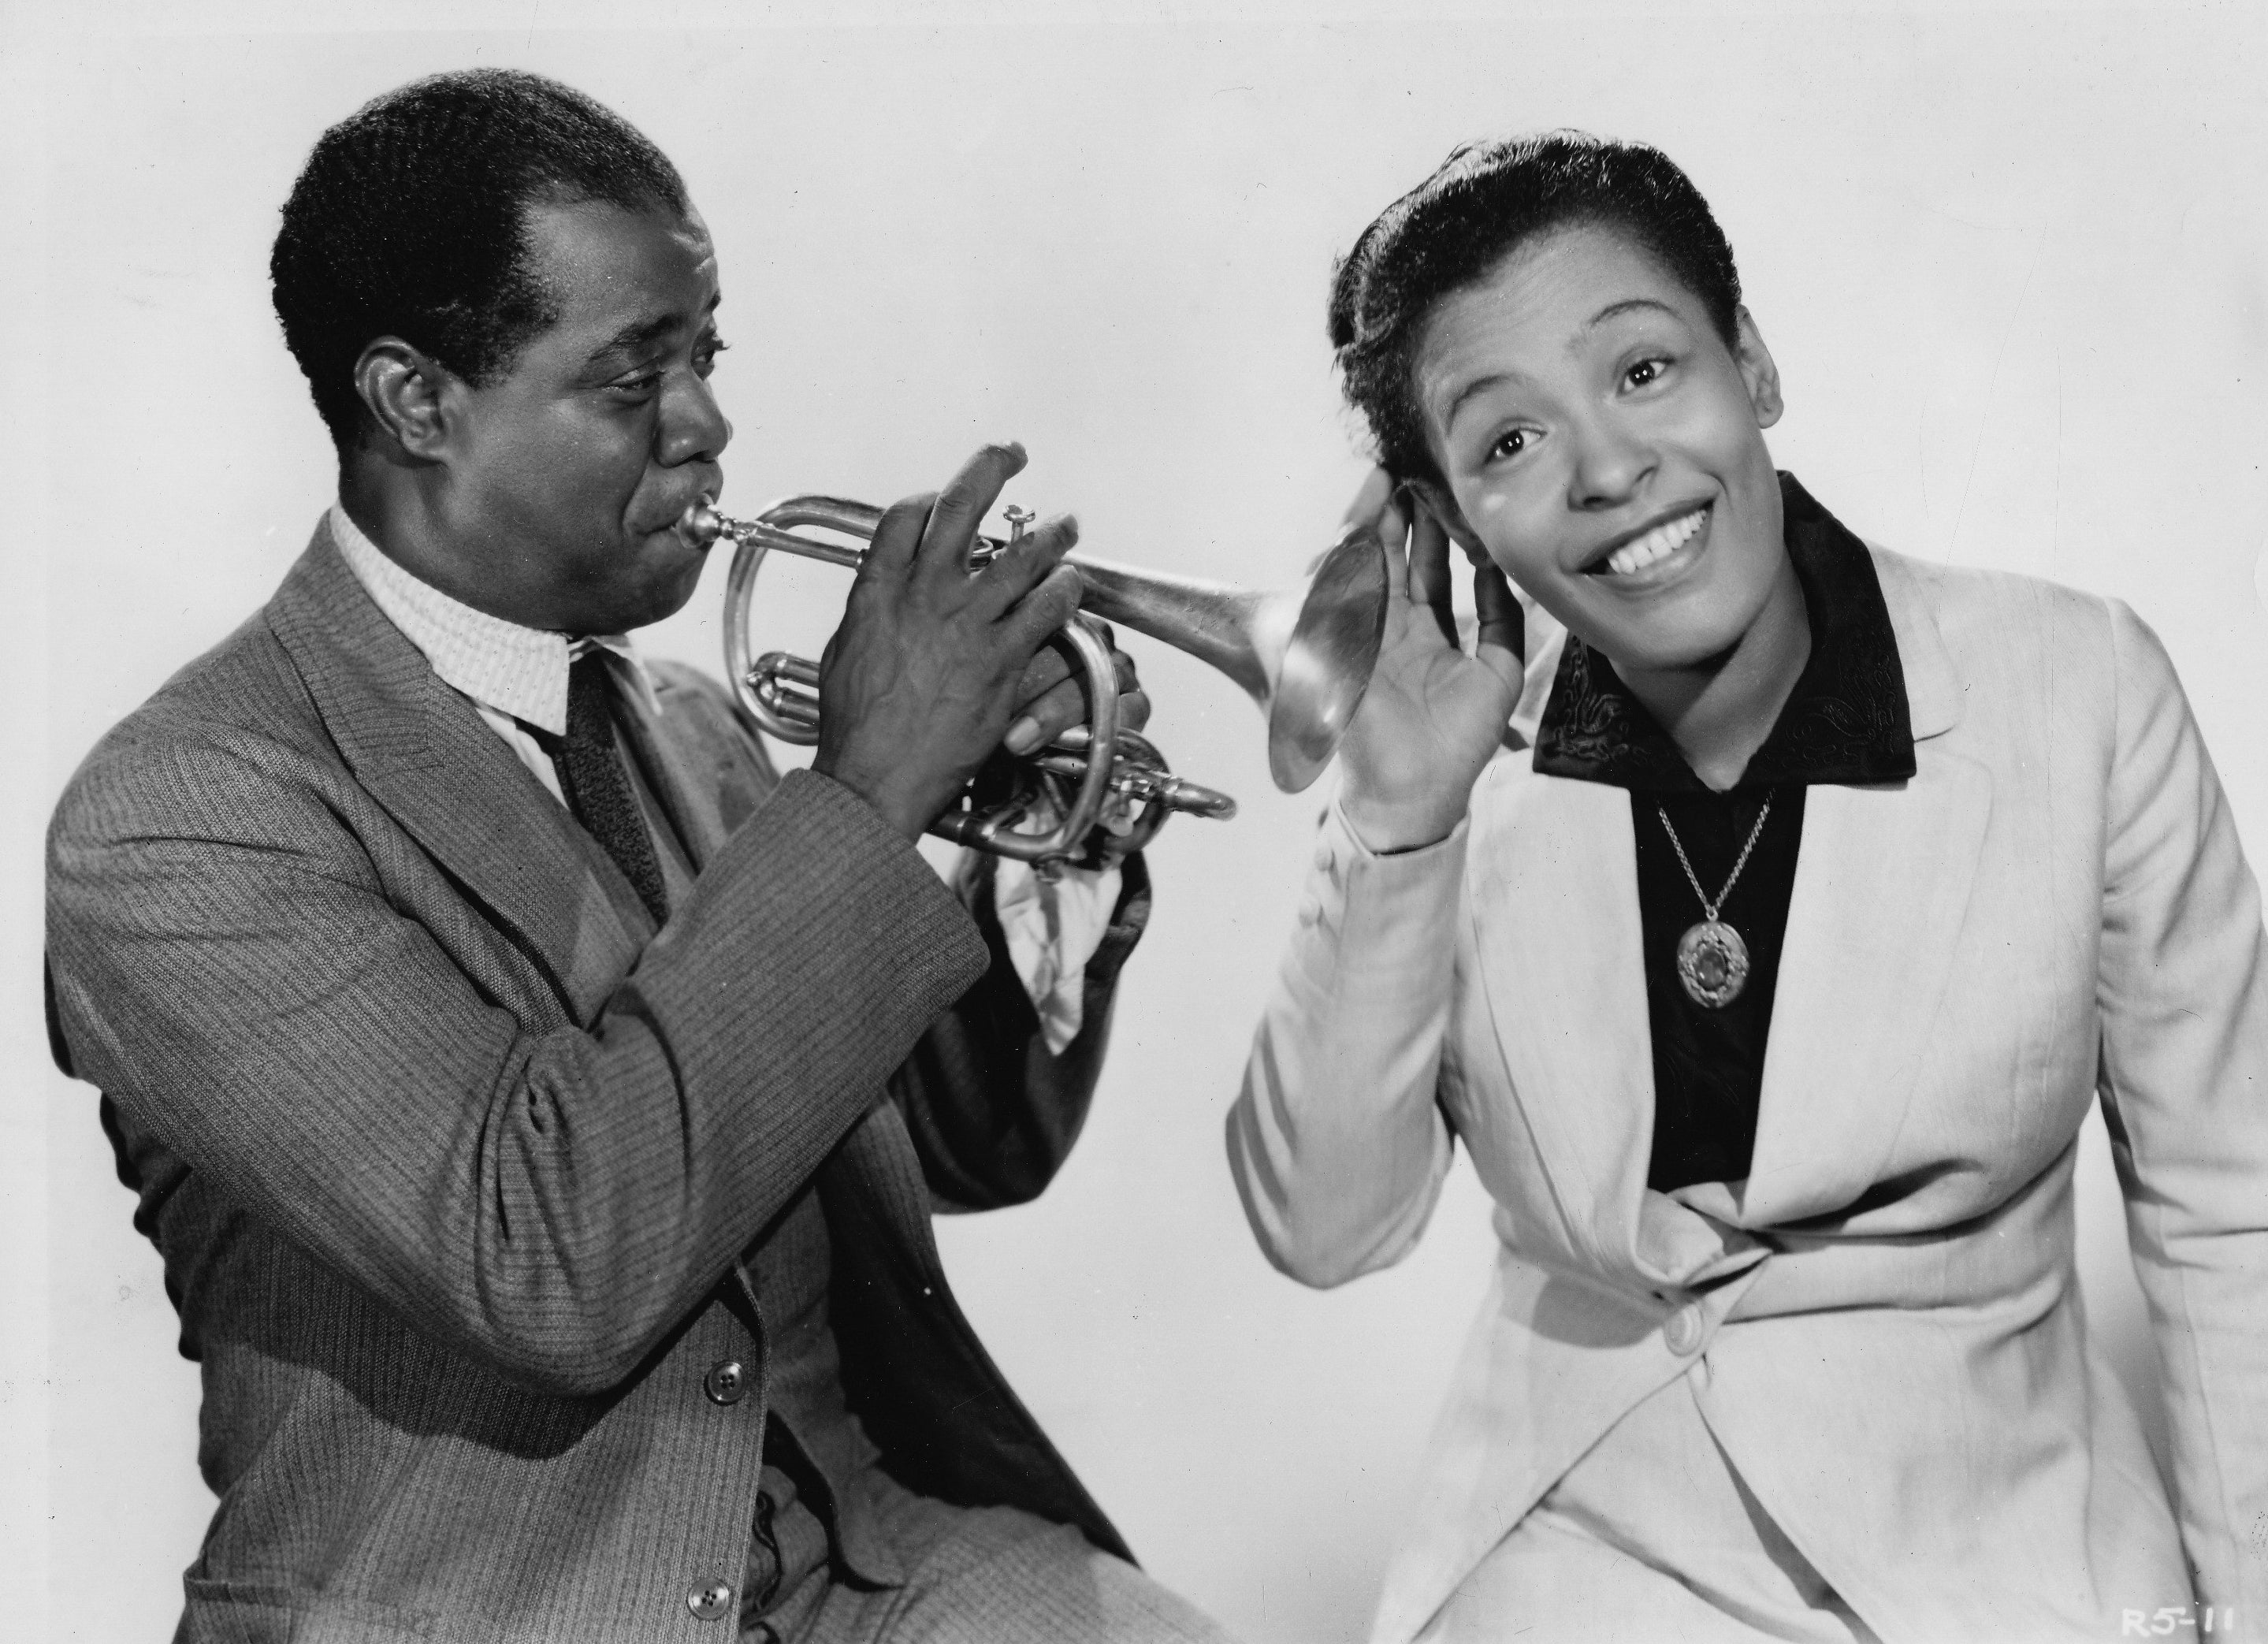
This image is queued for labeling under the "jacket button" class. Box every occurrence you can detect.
[687,1579,734,1621]
[1664,1303,1705,1357]
[703,1359,748,1406]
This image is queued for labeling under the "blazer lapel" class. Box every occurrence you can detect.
[263,522,646,1025]
[1738,548,1989,1226]
[1465,768,1657,1271]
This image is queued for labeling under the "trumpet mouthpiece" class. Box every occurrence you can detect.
[679,497,727,547]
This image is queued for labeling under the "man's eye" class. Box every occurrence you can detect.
[694,338,730,377]
[610,374,662,400]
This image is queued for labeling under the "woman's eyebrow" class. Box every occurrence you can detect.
[1581,296,1680,335]
[1440,371,1515,432]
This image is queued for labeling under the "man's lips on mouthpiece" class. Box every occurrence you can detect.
[1586,505,1710,578]
[662,496,723,545]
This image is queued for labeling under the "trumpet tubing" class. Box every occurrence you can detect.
[682,492,1387,866]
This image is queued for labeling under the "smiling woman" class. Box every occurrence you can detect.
[1411,228,1809,774]
[1228,131,2268,1644]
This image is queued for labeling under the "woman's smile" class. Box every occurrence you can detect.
[1583,501,1712,586]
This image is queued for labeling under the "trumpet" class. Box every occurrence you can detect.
[678,493,1388,867]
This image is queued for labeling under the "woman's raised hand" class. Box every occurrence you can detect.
[1335,467,1525,852]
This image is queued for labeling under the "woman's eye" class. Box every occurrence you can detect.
[1488,427,1531,462]
[1624,356,1671,389]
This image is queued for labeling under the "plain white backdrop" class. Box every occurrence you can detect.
[6,2,2266,1641]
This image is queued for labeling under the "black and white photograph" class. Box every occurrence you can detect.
[7,2,2266,1642]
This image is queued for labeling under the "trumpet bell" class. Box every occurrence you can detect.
[1271,525,1392,791]
[1064,522,1389,794]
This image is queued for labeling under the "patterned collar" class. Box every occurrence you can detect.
[1531,474,1916,794]
[328,503,657,738]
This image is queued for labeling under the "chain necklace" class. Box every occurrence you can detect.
[1656,791,1774,1009]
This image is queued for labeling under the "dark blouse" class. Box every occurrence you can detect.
[1530,474,1917,1192]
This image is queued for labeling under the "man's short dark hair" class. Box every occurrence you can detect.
[1326,130,1743,486]
[271,69,690,451]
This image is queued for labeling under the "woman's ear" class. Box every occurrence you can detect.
[1732,306,1783,430]
[1405,478,1489,564]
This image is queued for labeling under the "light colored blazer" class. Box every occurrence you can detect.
[1229,546,2268,1644]
[46,523,1144,1642]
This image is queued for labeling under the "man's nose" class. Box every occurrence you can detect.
[658,372,732,467]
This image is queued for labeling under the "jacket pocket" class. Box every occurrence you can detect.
[180,1577,443,1642]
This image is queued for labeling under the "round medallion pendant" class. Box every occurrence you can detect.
[1675,919,1750,1009]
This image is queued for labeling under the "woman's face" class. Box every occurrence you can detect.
[1414,222,1787,675]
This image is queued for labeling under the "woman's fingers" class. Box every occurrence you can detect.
[1406,500,1459,646]
[1472,561,1526,691]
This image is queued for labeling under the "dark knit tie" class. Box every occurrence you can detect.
[543,652,669,925]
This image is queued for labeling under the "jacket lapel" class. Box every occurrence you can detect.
[263,522,646,1025]
[1738,548,1989,1226]
[1465,768,1657,1271]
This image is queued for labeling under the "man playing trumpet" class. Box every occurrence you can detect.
[45,68,1230,1644]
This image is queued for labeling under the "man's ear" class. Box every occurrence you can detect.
[1732,306,1783,430]
[353,338,458,459]
[1404,477,1489,563]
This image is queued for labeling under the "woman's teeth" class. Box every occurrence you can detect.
[1599,508,1706,576]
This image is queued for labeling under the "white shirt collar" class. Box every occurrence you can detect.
[328,503,656,737]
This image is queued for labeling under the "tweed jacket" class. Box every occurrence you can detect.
[1229,546,2268,1643]
[46,519,1146,1643]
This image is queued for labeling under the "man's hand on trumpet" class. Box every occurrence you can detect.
[1002,620,1151,761]
[810,441,1149,842]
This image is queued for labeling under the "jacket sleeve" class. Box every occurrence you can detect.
[1225,802,1461,1288]
[2091,597,2268,1617]
[889,852,1154,1212]
[649,657,1151,1215]
[46,723,989,1400]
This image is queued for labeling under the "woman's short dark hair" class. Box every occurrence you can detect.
[1327,130,1743,485]
[271,69,690,451]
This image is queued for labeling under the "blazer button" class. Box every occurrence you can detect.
[686,1579,734,1621]
[1664,1303,1705,1357]
[703,1359,749,1406]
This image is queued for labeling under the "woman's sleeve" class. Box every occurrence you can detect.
[2092,597,2268,1619]
[1225,801,1463,1288]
